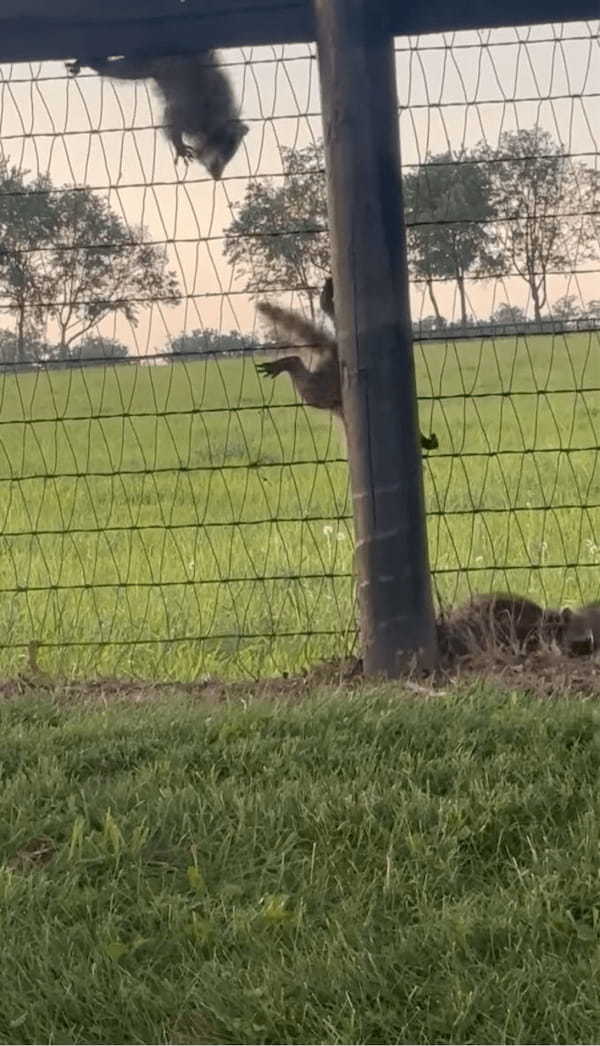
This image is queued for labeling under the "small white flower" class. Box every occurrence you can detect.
[323,525,334,537]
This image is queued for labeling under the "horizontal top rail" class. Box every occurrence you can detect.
[0,0,597,64]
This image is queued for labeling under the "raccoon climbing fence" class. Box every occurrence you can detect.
[0,1,597,680]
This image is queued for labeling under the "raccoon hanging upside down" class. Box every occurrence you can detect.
[65,53,248,180]
[255,301,439,451]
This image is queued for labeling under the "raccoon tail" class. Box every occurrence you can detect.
[256,302,336,355]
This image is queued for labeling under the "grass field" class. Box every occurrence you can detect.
[3,686,600,1044]
[0,330,598,679]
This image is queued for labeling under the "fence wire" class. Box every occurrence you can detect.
[0,21,598,680]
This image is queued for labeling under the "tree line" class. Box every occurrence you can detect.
[224,126,600,329]
[0,160,263,370]
[0,160,180,368]
[0,125,598,370]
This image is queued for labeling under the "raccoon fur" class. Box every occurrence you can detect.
[255,300,438,451]
[255,302,341,418]
[561,602,600,656]
[320,275,335,322]
[438,592,569,658]
[66,53,248,179]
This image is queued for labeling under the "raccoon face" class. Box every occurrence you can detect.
[199,120,249,180]
[560,606,595,656]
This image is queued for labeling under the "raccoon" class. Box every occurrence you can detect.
[255,302,341,418]
[66,52,248,179]
[438,593,568,658]
[561,602,600,657]
[255,300,438,451]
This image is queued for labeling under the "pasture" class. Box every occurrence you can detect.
[0,330,597,680]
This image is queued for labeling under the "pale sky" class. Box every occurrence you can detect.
[0,19,598,354]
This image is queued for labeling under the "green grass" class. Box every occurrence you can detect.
[0,329,598,679]
[3,687,600,1043]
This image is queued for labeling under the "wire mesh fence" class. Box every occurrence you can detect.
[0,21,598,680]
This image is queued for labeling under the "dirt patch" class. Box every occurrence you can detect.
[440,647,600,699]
[0,647,598,703]
[0,656,363,704]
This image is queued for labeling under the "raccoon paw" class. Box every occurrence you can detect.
[65,60,81,77]
[421,432,439,451]
[255,361,278,379]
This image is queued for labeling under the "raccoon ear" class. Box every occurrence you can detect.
[560,606,573,622]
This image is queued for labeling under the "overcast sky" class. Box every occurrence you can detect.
[0,19,598,353]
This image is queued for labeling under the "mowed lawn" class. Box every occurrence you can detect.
[2,688,600,1044]
[0,330,598,679]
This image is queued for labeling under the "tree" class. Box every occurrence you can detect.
[0,167,181,359]
[46,188,180,351]
[403,151,498,326]
[169,328,258,359]
[476,127,600,321]
[414,314,447,335]
[0,328,51,370]
[552,295,583,322]
[57,334,130,367]
[490,303,528,327]
[224,142,329,316]
[0,162,57,362]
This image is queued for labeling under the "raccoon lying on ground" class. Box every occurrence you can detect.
[438,593,569,658]
[438,593,600,659]
[255,300,439,451]
[66,53,248,179]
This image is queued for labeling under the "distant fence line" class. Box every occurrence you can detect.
[2,316,598,373]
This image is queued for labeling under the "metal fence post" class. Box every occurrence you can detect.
[313,0,438,675]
